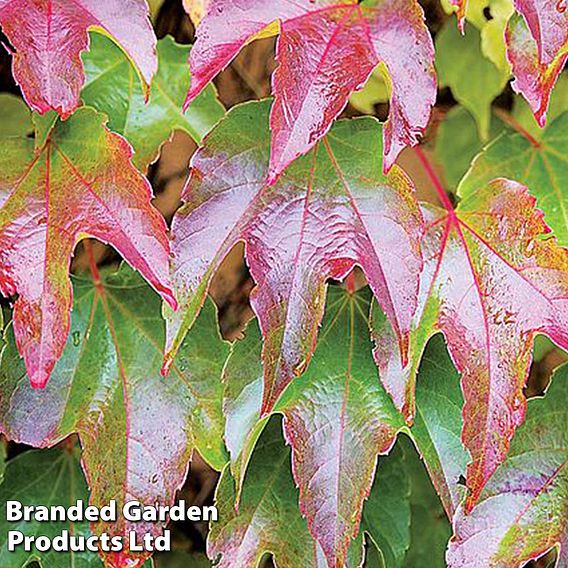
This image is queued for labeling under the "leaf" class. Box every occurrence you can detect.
[222,286,403,566]
[434,105,506,189]
[505,2,568,127]
[479,0,514,73]
[0,108,175,388]
[0,266,228,568]
[349,63,390,115]
[276,286,403,565]
[0,0,157,117]
[511,73,568,138]
[361,440,412,568]
[402,438,452,568]
[208,416,364,568]
[442,0,514,70]
[82,34,225,171]
[362,435,452,568]
[165,99,424,418]
[0,94,32,136]
[184,0,436,180]
[373,177,568,511]
[447,364,568,567]
[459,111,568,246]
[406,335,470,518]
[435,21,509,140]
[0,447,101,568]
[373,320,469,517]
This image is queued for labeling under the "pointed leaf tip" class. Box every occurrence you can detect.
[186,0,435,180]
[0,0,157,116]
[0,108,173,387]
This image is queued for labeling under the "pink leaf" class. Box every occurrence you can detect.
[0,109,175,388]
[447,367,567,567]
[373,173,568,512]
[185,0,436,181]
[506,11,568,127]
[0,0,157,116]
[165,100,423,416]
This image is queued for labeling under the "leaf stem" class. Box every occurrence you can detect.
[493,108,541,148]
[345,271,356,294]
[413,146,455,214]
[83,240,101,286]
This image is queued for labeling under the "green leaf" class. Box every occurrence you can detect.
[0,94,32,136]
[435,21,508,140]
[0,266,228,566]
[458,111,568,246]
[222,286,404,566]
[434,105,506,189]
[209,417,363,568]
[448,364,568,566]
[362,441,412,568]
[362,435,452,568]
[409,335,469,517]
[82,34,225,170]
[0,447,101,568]
[403,438,452,567]
[210,418,306,568]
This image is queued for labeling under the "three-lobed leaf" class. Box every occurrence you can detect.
[164,99,424,417]
[185,0,436,180]
[0,0,157,117]
[0,109,175,388]
[0,266,227,568]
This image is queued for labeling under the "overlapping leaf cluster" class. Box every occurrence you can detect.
[0,1,566,568]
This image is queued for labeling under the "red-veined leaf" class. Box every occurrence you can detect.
[444,0,566,127]
[0,0,157,117]
[0,109,175,388]
[447,364,568,567]
[0,266,228,568]
[184,0,436,181]
[506,10,567,128]
[275,287,403,565]
[210,417,364,568]
[164,99,423,417]
[373,173,568,512]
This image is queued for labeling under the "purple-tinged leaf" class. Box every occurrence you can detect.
[447,364,568,567]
